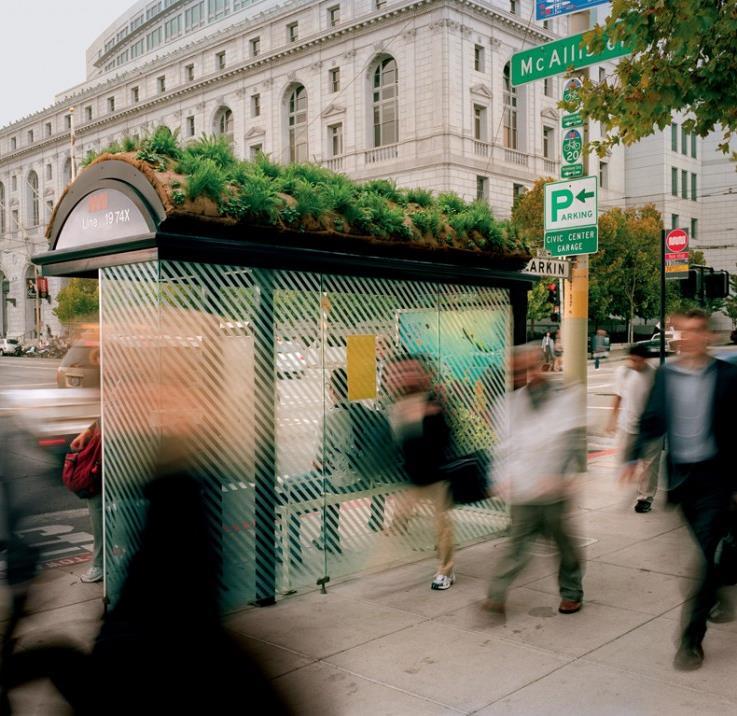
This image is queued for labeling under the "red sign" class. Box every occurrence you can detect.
[87,191,109,213]
[665,228,688,253]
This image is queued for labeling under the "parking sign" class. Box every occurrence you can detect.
[544,176,598,256]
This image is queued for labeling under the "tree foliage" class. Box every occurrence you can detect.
[510,177,551,249]
[53,279,99,324]
[527,280,554,326]
[590,204,662,340]
[572,1,737,156]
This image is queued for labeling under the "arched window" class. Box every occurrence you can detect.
[63,158,72,186]
[0,182,5,235]
[26,171,39,227]
[503,63,518,149]
[213,106,233,139]
[372,57,398,147]
[287,85,308,163]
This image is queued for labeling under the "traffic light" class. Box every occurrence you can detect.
[705,270,729,299]
[680,269,702,299]
[547,283,560,322]
[547,283,558,305]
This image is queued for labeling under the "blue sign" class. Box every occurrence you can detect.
[536,0,609,21]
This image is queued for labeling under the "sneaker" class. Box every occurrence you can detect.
[431,572,455,590]
[80,566,103,583]
[634,499,652,513]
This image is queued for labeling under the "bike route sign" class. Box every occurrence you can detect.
[544,176,598,256]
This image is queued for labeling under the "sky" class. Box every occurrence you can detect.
[0,0,134,128]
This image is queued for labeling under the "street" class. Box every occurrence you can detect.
[0,357,59,389]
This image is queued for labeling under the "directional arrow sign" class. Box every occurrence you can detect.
[576,187,595,202]
[544,176,598,256]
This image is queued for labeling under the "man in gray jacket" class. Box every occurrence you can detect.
[623,309,737,670]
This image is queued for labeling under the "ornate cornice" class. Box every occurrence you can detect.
[470,83,492,99]
[321,103,346,119]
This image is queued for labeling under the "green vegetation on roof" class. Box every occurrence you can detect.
[82,126,530,257]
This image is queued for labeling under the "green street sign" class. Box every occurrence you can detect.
[545,227,598,257]
[544,176,598,256]
[562,112,583,128]
[561,164,584,178]
[511,30,631,86]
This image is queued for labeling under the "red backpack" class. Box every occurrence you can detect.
[62,429,103,498]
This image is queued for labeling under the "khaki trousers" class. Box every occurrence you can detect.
[393,481,454,576]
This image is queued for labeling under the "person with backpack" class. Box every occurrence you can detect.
[66,421,104,583]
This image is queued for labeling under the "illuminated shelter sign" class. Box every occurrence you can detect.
[55,188,151,251]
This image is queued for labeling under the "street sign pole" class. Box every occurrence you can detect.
[660,229,666,366]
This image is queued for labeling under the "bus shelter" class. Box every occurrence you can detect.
[35,157,534,610]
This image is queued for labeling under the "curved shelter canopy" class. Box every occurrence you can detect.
[36,157,534,610]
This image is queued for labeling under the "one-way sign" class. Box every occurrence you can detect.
[522,258,571,279]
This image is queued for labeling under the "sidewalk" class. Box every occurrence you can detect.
[4,451,737,714]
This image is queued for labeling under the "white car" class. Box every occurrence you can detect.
[276,341,307,379]
[0,337,21,356]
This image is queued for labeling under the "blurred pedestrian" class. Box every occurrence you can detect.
[553,331,563,372]
[386,358,455,590]
[69,422,104,583]
[608,344,662,513]
[484,343,585,617]
[623,309,737,670]
[1,465,292,715]
[592,328,608,370]
[541,331,554,372]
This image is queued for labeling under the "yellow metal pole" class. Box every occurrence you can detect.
[561,10,591,463]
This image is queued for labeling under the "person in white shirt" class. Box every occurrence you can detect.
[484,343,586,617]
[541,332,554,371]
[608,344,662,513]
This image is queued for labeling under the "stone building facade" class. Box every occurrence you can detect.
[0,0,630,339]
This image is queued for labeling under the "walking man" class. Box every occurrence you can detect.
[608,344,661,513]
[485,343,585,616]
[623,309,737,670]
[541,332,554,372]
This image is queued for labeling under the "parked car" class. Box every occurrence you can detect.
[56,340,101,388]
[634,331,677,357]
[276,340,306,379]
[0,337,21,356]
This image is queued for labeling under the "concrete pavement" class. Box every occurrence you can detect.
[4,449,737,714]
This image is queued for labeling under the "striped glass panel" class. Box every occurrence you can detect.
[100,260,511,607]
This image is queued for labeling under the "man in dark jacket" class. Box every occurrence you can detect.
[623,309,737,671]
